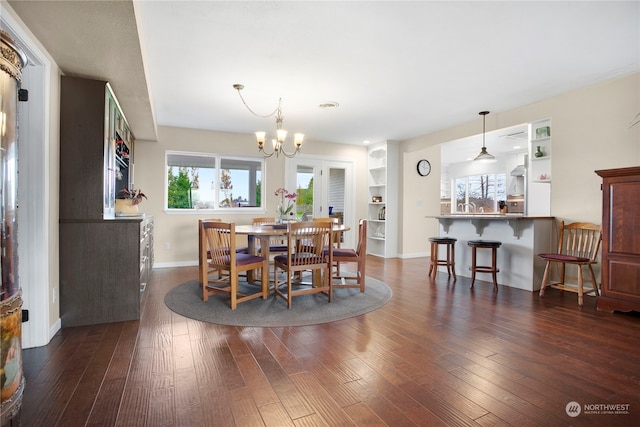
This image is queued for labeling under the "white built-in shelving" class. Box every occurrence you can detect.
[367,140,398,257]
[528,119,552,215]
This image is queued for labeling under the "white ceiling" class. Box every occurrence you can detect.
[7,1,640,147]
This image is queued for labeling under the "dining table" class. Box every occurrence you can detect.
[235,222,350,283]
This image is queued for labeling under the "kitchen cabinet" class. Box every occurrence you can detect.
[366,140,398,257]
[59,217,153,327]
[595,167,640,313]
[59,76,151,327]
[60,76,133,220]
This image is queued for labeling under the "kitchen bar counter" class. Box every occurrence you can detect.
[427,214,555,291]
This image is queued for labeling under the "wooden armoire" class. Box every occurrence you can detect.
[595,166,640,313]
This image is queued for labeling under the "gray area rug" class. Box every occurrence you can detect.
[164,277,392,327]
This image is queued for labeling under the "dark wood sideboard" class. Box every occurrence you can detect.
[595,166,640,313]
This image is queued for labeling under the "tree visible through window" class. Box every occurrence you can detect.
[166,152,263,210]
[455,173,506,213]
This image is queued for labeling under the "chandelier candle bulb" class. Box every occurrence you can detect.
[255,131,266,148]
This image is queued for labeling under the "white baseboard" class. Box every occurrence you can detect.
[49,318,61,342]
[153,260,198,269]
[398,252,429,259]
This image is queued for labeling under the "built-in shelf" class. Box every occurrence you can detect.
[367,141,398,257]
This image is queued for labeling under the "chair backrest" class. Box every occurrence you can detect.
[287,221,333,267]
[199,218,223,256]
[356,219,367,255]
[556,221,602,261]
[314,217,340,224]
[200,220,235,268]
[314,217,341,246]
[252,217,275,225]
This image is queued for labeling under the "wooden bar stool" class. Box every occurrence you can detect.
[428,237,457,280]
[467,240,502,291]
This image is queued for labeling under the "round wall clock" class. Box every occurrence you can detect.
[417,159,431,176]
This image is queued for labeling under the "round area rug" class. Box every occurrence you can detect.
[164,277,392,327]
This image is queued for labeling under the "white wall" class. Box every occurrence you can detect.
[400,72,640,257]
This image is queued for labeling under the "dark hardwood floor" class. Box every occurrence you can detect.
[19,257,640,426]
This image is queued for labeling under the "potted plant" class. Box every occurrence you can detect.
[115,187,147,214]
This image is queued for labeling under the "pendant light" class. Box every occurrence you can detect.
[474,111,496,162]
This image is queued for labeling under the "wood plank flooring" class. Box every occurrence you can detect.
[19,257,640,426]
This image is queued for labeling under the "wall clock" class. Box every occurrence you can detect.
[417,159,431,176]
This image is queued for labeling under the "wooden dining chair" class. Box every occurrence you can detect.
[329,219,367,292]
[314,217,342,244]
[200,220,268,309]
[273,221,333,308]
[198,218,222,285]
[252,217,288,255]
[538,221,602,306]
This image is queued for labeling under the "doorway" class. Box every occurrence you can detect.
[286,156,355,248]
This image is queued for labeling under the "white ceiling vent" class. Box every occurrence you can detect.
[499,131,528,140]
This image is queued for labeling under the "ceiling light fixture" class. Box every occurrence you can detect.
[319,101,339,109]
[233,84,303,158]
[474,110,496,163]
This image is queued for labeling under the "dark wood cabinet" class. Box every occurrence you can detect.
[595,166,640,313]
[59,76,151,327]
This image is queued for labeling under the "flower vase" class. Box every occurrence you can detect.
[115,199,139,215]
[535,146,544,158]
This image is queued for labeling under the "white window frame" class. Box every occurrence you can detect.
[164,150,265,213]
[454,172,507,214]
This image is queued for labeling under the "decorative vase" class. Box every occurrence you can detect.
[115,199,139,214]
[535,146,544,158]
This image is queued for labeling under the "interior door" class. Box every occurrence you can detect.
[287,156,355,248]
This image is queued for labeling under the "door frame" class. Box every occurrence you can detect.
[285,154,356,249]
[3,4,57,348]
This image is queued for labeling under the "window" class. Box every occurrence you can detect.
[166,151,263,211]
[455,173,506,213]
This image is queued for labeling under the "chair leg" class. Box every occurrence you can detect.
[428,242,436,279]
[450,243,456,281]
[539,261,551,297]
[202,273,208,302]
[287,271,293,309]
[326,266,332,302]
[470,247,477,288]
[577,266,584,306]
[491,247,498,291]
[261,262,269,299]
[230,275,237,310]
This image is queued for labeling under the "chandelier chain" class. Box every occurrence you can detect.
[235,86,280,119]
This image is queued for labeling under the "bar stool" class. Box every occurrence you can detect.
[428,237,457,280]
[467,240,502,291]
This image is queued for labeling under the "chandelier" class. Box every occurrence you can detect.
[233,84,304,158]
[474,110,496,162]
